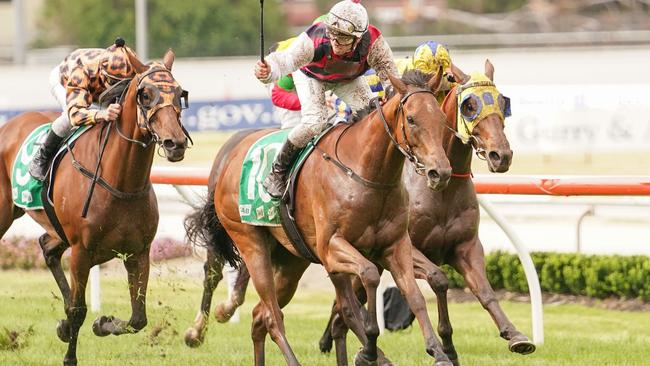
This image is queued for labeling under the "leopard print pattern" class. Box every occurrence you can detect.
[58,47,136,126]
[137,62,185,121]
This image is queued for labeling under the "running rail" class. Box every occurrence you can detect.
[144,167,650,345]
[150,167,650,195]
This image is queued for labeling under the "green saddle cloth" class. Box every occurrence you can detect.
[11,123,90,210]
[238,129,313,226]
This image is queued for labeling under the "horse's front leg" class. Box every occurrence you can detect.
[411,248,458,365]
[324,234,382,366]
[451,238,535,354]
[185,246,225,347]
[381,235,452,366]
[92,249,149,337]
[61,245,91,366]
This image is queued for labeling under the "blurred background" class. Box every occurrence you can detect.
[1,0,649,255]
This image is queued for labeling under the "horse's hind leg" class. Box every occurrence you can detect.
[184,245,225,347]
[412,248,458,365]
[92,249,150,336]
[451,238,535,354]
[250,246,309,366]
[37,233,74,341]
[214,262,250,322]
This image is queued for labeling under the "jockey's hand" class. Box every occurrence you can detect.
[254,60,271,82]
[97,103,121,122]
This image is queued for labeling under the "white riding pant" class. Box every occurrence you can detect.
[49,66,72,137]
[288,70,373,147]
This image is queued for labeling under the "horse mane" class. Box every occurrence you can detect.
[350,69,435,123]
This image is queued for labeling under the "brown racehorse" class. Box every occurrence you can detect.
[317,60,535,365]
[185,60,535,365]
[184,69,457,366]
[0,49,188,366]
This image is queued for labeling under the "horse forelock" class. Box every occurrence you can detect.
[401,69,434,89]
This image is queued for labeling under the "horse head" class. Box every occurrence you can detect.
[386,68,452,190]
[450,59,513,172]
[122,48,189,162]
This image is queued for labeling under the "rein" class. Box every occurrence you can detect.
[316,89,439,189]
[73,68,189,216]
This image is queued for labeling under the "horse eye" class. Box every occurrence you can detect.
[407,116,415,125]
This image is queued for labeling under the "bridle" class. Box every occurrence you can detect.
[112,67,192,149]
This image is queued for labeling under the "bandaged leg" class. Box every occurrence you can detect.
[288,71,329,147]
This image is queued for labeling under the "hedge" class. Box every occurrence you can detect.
[444,251,650,301]
[0,236,192,270]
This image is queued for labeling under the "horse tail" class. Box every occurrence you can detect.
[184,192,241,268]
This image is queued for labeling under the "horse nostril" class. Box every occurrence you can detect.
[427,169,440,181]
[163,139,176,150]
[489,151,501,163]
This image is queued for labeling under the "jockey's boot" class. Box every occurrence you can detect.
[263,139,301,199]
[28,130,64,181]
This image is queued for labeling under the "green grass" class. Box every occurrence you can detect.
[158,131,649,175]
[0,267,648,365]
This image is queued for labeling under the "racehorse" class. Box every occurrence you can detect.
[317,59,535,364]
[0,49,189,366]
[184,69,457,366]
[185,60,535,365]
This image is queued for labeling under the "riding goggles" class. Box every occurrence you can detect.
[326,27,356,46]
[456,72,511,144]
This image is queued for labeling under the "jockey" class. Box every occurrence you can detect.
[396,41,461,102]
[29,38,136,181]
[255,0,398,198]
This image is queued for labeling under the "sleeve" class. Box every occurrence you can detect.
[367,35,399,87]
[65,64,100,126]
[264,32,315,83]
[271,84,302,111]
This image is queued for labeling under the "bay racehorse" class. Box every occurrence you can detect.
[186,60,535,365]
[0,49,188,365]
[317,60,535,365]
[184,69,457,365]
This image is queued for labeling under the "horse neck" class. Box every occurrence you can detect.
[341,97,406,185]
[441,87,473,175]
[102,85,155,192]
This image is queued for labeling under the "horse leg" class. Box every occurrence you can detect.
[249,246,309,363]
[37,233,74,341]
[451,238,535,355]
[62,245,91,366]
[230,230,300,366]
[381,235,452,366]
[92,249,150,336]
[185,245,225,347]
[214,263,250,322]
[411,248,458,365]
[323,234,381,366]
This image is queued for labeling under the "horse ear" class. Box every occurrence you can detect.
[126,48,148,74]
[388,73,407,95]
[451,63,470,85]
[485,59,495,81]
[427,66,443,92]
[163,48,175,71]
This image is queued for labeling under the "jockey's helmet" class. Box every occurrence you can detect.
[101,37,136,85]
[325,0,368,45]
[412,41,452,75]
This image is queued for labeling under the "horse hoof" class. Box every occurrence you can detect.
[318,336,333,353]
[56,320,70,343]
[92,316,112,337]
[377,348,394,366]
[63,357,77,366]
[184,328,204,348]
[509,336,536,355]
[354,350,378,366]
[213,304,232,323]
